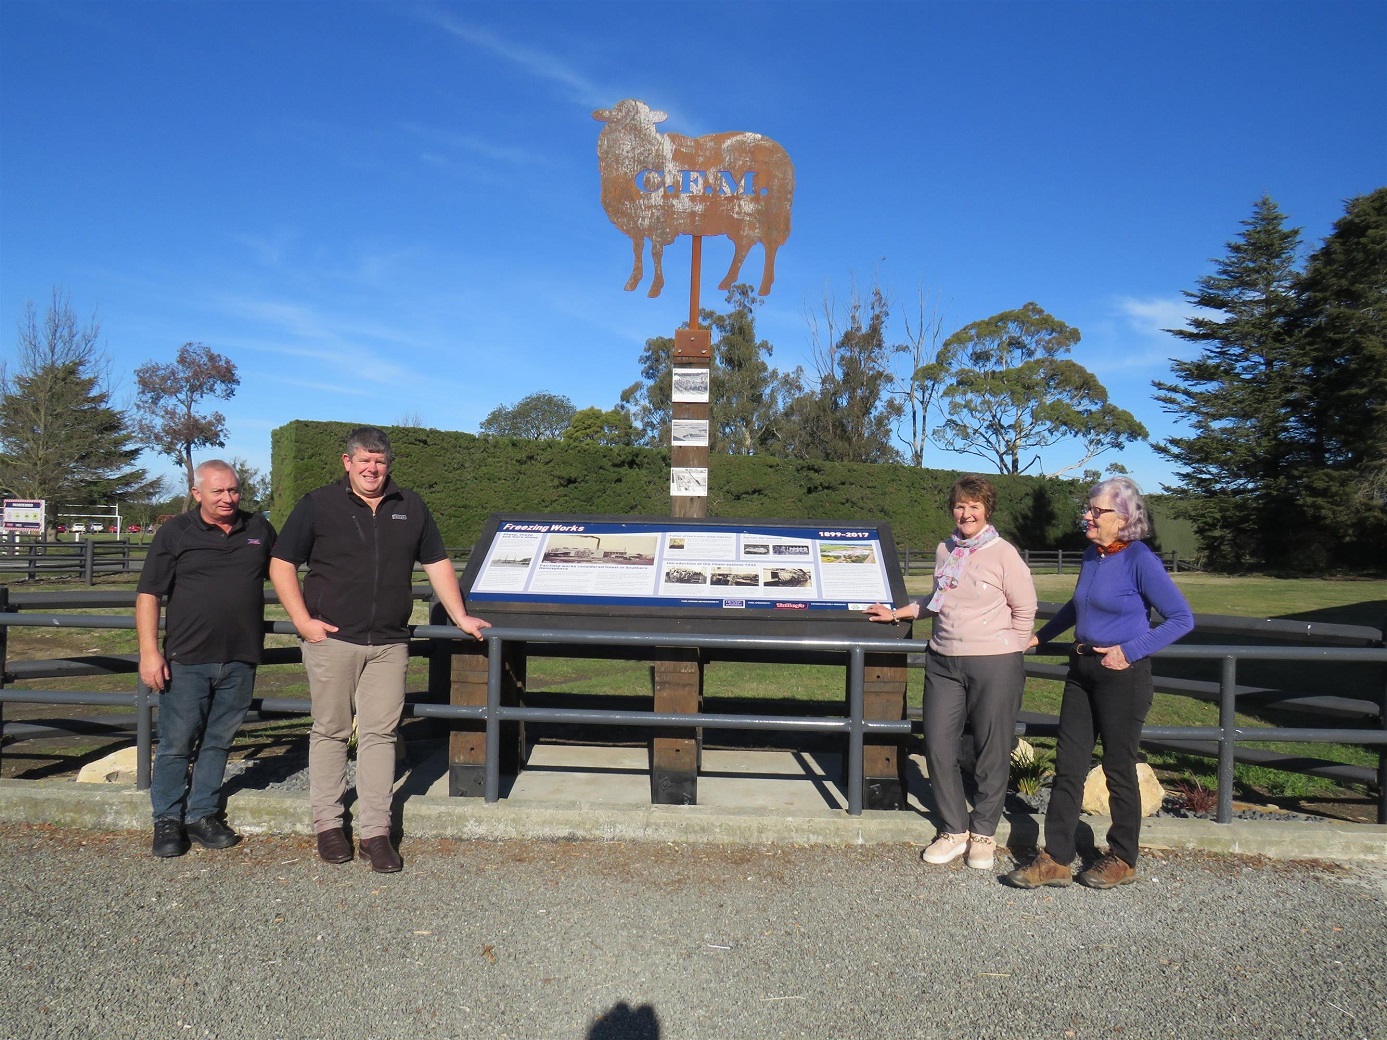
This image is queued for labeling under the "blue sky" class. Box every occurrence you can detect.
[3,0,1384,498]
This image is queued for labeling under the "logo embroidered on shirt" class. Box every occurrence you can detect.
[246,538,263,545]
[392,514,408,520]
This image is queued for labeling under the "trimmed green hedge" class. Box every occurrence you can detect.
[271,420,1194,557]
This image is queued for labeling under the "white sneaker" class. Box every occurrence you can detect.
[966,833,996,870]
[921,831,969,864]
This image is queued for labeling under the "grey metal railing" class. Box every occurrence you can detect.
[0,539,145,583]
[0,542,474,584]
[897,548,1195,575]
[407,624,914,814]
[1,590,1384,823]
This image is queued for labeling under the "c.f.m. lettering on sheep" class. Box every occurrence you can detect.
[593,99,794,298]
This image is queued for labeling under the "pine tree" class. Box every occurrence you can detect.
[1291,187,1387,567]
[619,334,674,446]
[703,284,795,455]
[0,291,154,513]
[1152,196,1303,569]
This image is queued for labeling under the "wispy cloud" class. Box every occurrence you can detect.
[1114,295,1214,339]
[422,9,609,108]
[1108,295,1224,368]
[211,295,421,386]
[272,375,383,398]
[229,230,301,270]
[400,123,548,167]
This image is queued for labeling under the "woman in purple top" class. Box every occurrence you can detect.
[1007,477,1193,891]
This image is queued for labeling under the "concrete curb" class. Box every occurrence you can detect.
[3,778,1384,862]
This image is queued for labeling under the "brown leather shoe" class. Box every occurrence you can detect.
[1078,853,1137,889]
[359,836,403,873]
[316,828,353,864]
[1004,850,1073,888]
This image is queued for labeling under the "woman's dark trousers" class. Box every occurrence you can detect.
[1043,653,1153,867]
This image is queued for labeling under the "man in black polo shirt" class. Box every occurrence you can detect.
[137,459,276,858]
[269,426,489,873]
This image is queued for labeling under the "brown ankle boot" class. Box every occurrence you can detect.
[1078,853,1136,889]
[1004,850,1073,888]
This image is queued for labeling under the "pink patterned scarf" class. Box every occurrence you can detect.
[925,525,999,612]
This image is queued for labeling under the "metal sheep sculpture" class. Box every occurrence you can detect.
[594,99,794,299]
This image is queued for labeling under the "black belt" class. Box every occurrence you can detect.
[1073,642,1101,656]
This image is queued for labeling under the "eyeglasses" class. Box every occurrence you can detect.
[1084,504,1122,518]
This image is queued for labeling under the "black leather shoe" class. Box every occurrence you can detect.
[185,814,240,850]
[359,836,403,873]
[316,828,353,864]
[152,818,189,858]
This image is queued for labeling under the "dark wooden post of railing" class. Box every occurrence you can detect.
[858,647,909,809]
[81,538,95,585]
[135,678,152,790]
[0,586,8,775]
[1217,655,1238,824]
[27,541,38,582]
[651,646,702,804]
[1377,668,1386,826]
[1378,615,1386,826]
[437,604,524,797]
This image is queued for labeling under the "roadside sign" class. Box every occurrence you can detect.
[2,499,45,535]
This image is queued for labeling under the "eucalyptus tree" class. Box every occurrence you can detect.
[781,284,903,463]
[933,302,1146,477]
[479,391,577,440]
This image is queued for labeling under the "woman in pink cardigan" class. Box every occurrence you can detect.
[868,475,1037,869]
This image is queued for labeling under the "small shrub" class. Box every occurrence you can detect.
[1173,777,1217,814]
[1011,743,1054,796]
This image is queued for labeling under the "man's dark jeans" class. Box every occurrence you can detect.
[150,661,256,823]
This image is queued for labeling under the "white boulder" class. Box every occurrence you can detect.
[1082,762,1166,817]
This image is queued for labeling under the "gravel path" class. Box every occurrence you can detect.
[1,825,1383,1040]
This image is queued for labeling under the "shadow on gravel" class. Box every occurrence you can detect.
[222,743,312,795]
[588,1001,660,1039]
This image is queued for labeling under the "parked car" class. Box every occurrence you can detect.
[89,522,105,533]
[71,523,87,533]
[127,524,142,534]
[55,523,67,534]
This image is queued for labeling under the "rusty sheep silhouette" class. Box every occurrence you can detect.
[594,99,794,299]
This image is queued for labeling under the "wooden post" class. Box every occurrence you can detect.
[671,235,711,520]
[0,586,7,777]
[654,235,711,798]
[434,601,526,797]
[852,649,910,810]
[651,646,702,804]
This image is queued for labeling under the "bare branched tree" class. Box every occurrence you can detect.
[134,342,239,510]
[891,284,948,467]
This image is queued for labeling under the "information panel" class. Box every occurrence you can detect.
[467,515,896,612]
[2,499,45,535]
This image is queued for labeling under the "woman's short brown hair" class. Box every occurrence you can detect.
[948,474,997,519]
